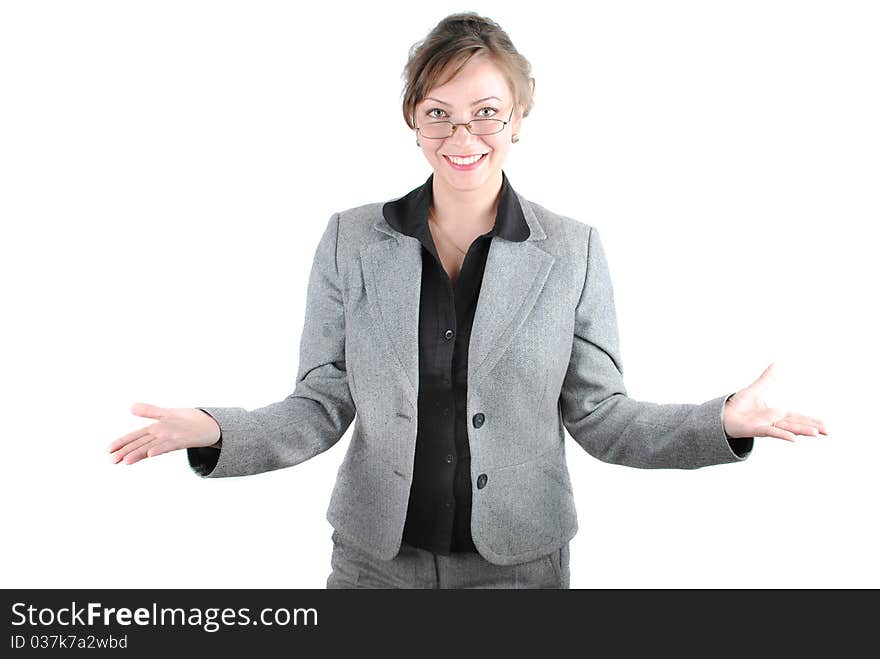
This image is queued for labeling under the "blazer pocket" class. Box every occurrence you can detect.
[539,457,574,496]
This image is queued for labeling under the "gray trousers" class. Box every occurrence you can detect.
[326,530,570,589]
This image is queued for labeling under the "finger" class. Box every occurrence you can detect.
[763,423,797,442]
[773,419,819,437]
[788,414,828,435]
[107,425,152,453]
[782,414,828,435]
[123,441,159,465]
[130,402,167,421]
[751,362,778,391]
[112,433,155,464]
[146,440,177,458]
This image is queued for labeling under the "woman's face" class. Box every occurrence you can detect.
[415,56,522,195]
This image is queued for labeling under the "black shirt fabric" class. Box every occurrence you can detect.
[381,170,531,555]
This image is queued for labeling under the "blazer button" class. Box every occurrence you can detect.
[445,453,454,464]
[472,413,485,428]
[476,474,488,489]
[444,329,454,340]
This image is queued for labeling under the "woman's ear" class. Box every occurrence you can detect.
[512,106,524,139]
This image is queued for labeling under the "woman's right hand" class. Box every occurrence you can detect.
[107,403,221,465]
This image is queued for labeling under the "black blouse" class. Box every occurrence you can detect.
[381,170,530,554]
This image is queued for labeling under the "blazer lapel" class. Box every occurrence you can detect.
[468,232,555,388]
[364,188,554,411]
[360,234,423,411]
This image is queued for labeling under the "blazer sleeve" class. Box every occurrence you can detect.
[187,212,356,477]
[558,226,754,469]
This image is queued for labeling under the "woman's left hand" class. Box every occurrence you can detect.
[723,362,829,441]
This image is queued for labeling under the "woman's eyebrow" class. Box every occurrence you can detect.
[424,95,502,106]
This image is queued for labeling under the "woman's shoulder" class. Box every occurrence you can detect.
[334,199,385,225]
[331,200,387,243]
[514,193,599,258]
[518,194,595,232]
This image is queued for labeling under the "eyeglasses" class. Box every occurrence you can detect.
[416,106,515,140]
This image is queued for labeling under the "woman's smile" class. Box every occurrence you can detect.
[443,152,489,170]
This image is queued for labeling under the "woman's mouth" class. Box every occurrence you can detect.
[443,153,488,171]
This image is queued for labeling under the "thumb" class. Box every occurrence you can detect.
[750,361,778,391]
[130,402,167,420]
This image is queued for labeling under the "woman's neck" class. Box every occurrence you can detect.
[430,172,502,235]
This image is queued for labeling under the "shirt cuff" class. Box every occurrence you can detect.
[723,392,754,458]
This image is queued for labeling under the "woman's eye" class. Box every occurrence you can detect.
[425,106,498,120]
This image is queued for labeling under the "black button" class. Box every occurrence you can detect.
[445,453,454,464]
[442,407,450,416]
[476,474,488,489]
[472,413,485,428]
[444,329,454,340]
[443,500,453,510]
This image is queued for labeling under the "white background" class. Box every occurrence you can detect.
[2,0,877,589]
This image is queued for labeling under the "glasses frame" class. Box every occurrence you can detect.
[416,105,515,140]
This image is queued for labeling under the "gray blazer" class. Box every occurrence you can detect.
[188,188,752,566]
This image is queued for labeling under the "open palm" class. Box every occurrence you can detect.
[107,403,221,465]
[723,362,828,442]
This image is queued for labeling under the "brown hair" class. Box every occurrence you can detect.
[400,12,535,131]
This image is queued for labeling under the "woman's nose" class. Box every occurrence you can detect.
[447,125,481,146]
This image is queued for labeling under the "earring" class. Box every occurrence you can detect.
[416,138,420,147]
[511,134,520,143]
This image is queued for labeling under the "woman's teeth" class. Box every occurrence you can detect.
[446,154,485,165]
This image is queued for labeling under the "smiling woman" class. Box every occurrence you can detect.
[403,18,533,239]
[108,10,828,591]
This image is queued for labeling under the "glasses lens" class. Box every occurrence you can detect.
[469,119,503,135]
[420,122,453,139]
[419,119,505,138]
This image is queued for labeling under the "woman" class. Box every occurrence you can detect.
[107,13,828,589]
